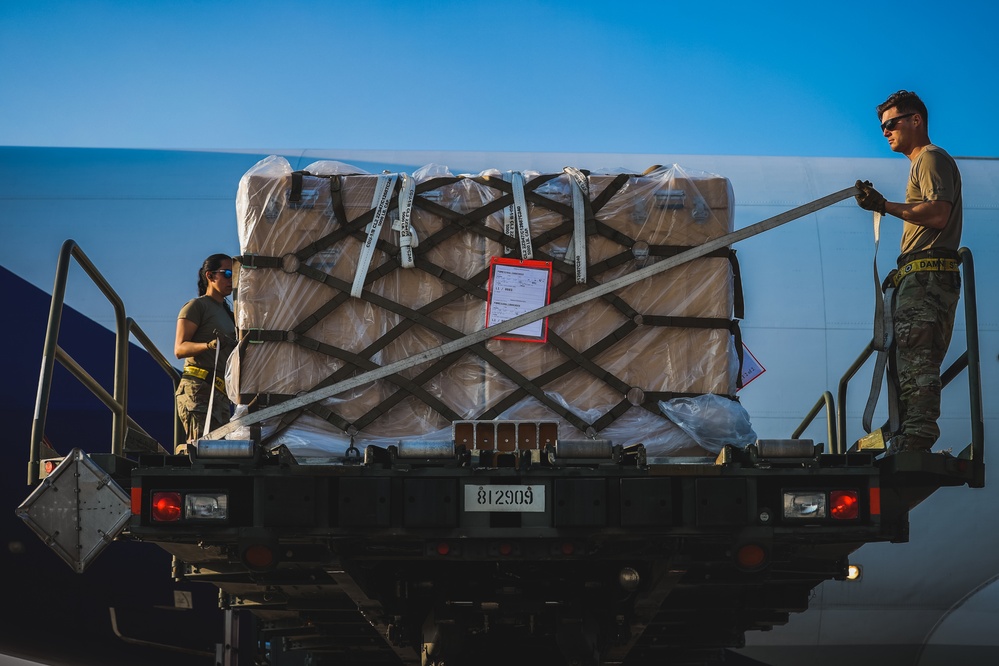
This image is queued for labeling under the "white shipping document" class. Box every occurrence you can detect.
[739,342,766,388]
[487,263,550,339]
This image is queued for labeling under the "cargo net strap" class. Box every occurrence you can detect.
[237,169,744,442]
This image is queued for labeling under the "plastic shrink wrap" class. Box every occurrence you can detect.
[228,155,747,460]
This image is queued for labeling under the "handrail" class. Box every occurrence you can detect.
[835,345,876,454]
[830,247,982,462]
[129,317,184,449]
[53,345,156,443]
[28,240,181,484]
[957,248,984,462]
[791,391,836,452]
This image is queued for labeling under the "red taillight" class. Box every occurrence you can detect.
[151,492,182,522]
[830,490,859,520]
[436,542,450,556]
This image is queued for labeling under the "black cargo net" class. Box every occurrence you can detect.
[236,170,744,445]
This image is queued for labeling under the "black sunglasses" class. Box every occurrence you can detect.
[212,269,233,279]
[881,112,916,132]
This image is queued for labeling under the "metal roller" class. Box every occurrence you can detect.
[396,440,455,459]
[554,439,613,459]
[195,440,256,459]
[756,439,816,458]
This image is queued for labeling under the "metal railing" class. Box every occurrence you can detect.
[797,247,983,459]
[792,391,836,450]
[27,240,182,484]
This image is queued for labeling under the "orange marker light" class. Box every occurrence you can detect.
[130,486,142,515]
[736,544,767,570]
[869,487,881,516]
[242,544,277,570]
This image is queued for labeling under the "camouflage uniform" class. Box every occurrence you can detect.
[890,145,963,451]
[175,377,232,442]
[175,294,236,447]
[892,269,961,449]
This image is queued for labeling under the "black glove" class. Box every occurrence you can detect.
[855,180,887,215]
[211,329,237,351]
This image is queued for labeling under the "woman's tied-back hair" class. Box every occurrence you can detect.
[197,254,231,296]
[877,90,929,128]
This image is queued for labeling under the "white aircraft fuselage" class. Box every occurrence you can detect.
[2,147,995,665]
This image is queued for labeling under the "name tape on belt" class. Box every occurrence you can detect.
[183,366,226,394]
[893,257,960,287]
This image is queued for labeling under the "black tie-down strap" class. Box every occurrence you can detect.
[474,316,741,435]
[236,169,741,444]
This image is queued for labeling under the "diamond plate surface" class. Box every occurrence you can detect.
[16,448,131,573]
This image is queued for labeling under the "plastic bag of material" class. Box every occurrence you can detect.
[658,394,757,453]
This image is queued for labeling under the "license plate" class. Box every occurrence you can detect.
[464,484,545,513]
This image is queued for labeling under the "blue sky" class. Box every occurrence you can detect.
[1,0,996,158]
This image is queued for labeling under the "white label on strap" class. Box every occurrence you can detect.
[503,172,516,255]
[510,171,533,260]
[351,173,398,297]
[396,173,417,268]
[564,167,589,283]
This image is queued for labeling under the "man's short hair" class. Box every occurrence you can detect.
[877,90,929,127]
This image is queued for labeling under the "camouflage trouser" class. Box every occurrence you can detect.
[893,270,961,446]
[175,377,232,445]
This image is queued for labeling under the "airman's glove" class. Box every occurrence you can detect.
[211,329,237,350]
[855,180,887,215]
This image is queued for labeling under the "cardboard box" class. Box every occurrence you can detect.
[232,158,738,456]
